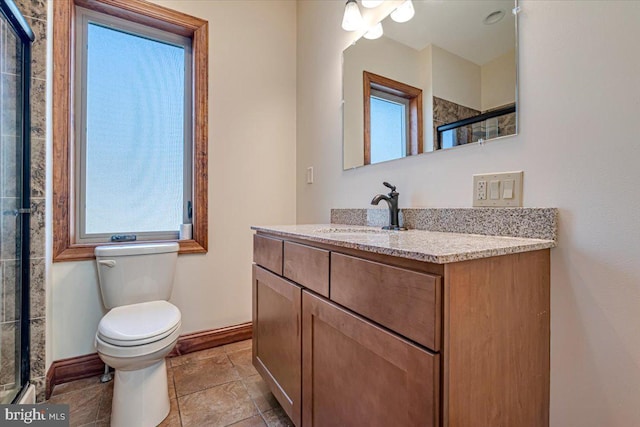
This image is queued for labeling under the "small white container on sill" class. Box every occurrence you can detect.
[179,223,192,240]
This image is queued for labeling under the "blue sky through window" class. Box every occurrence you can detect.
[370,96,406,164]
[85,23,185,234]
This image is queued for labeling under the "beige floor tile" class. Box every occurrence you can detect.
[223,339,252,354]
[167,366,176,400]
[262,406,294,427]
[229,414,268,427]
[47,384,103,427]
[51,375,101,397]
[78,418,111,427]
[169,345,226,368]
[228,348,259,378]
[158,398,181,427]
[77,421,106,427]
[173,353,239,397]
[242,375,278,412]
[178,380,258,427]
[95,381,113,421]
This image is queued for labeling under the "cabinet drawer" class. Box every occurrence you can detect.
[284,241,329,297]
[331,253,441,351]
[302,291,439,427]
[253,234,283,275]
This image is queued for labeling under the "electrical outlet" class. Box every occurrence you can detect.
[473,171,523,207]
[477,180,487,200]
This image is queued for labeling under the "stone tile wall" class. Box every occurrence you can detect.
[0,0,47,402]
[433,96,516,148]
[433,96,480,148]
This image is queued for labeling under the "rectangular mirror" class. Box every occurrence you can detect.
[343,0,519,169]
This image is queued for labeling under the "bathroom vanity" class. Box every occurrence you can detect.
[251,217,554,427]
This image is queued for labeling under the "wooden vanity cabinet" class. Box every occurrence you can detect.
[252,232,550,427]
[252,265,302,426]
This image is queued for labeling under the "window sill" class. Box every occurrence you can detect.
[53,239,207,262]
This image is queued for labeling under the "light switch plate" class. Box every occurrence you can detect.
[473,171,523,207]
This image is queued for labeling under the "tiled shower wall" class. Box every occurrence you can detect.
[0,0,47,402]
[432,96,480,146]
[433,96,516,147]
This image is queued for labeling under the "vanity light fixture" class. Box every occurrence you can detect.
[483,10,505,25]
[391,0,415,23]
[342,0,364,32]
[362,0,384,8]
[364,22,384,39]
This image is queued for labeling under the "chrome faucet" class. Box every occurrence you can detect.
[371,182,405,230]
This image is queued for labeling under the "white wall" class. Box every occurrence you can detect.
[49,0,297,361]
[296,1,640,426]
[418,45,434,152]
[431,44,481,110]
[481,49,517,110]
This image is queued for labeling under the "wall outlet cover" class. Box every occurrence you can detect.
[473,171,523,207]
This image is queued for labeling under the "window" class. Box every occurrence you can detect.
[53,0,208,261]
[369,90,409,164]
[76,9,192,242]
[363,71,423,165]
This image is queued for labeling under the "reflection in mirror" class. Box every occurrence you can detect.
[343,0,518,169]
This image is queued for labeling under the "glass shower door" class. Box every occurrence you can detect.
[0,0,33,404]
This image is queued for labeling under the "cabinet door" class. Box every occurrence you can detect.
[302,291,439,427]
[253,265,301,426]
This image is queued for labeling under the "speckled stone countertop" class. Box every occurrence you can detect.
[331,207,558,241]
[251,224,555,264]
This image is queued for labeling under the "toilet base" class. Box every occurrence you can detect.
[111,359,170,427]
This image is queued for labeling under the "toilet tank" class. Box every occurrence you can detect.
[95,243,179,309]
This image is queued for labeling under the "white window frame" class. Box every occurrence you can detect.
[74,7,193,244]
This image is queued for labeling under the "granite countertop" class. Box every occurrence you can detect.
[251,224,556,264]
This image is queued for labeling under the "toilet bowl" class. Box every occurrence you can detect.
[94,243,181,427]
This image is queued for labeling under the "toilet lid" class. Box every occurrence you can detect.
[98,301,181,346]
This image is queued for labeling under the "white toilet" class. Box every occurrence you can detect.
[94,243,181,427]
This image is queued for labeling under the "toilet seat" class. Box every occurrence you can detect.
[96,324,181,360]
[98,300,181,347]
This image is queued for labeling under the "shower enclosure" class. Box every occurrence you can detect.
[0,0,33,403]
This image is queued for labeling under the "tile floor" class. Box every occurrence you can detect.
[46,340,294,427]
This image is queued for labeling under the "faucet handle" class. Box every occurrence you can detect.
[383,182,396,192]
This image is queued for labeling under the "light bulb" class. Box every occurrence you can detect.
[391,0,415,23]
[364,22,384,40]
[362,0,384,8]
[342,0,364,32]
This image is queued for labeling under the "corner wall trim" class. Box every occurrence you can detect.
[45,322,252,399]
